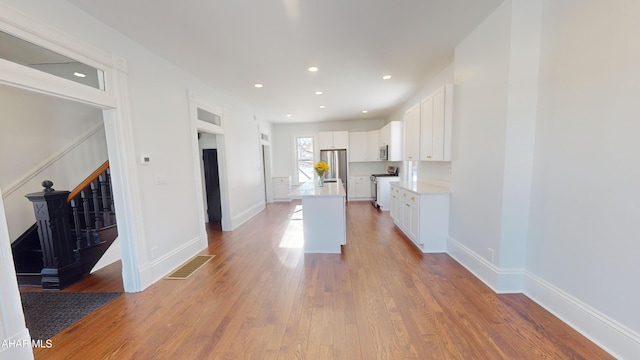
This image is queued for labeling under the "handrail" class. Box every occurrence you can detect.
[67,160,110,203]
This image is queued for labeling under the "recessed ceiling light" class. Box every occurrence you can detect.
[286,114,292,117]
[315,91,323,95]
[319,105,326,109]
[382,75,392,80]
[308,66,319,72]
[74,72,86,78]
[254,83,264,88]
[362,110,368,114]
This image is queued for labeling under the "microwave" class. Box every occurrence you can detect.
[379,145,388,160]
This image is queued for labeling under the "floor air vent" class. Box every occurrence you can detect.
[165,255,214,279]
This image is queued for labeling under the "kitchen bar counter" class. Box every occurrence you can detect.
[289,179,346,197]
[288,179,346,253]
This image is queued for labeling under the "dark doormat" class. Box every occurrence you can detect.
[20,292,121,340]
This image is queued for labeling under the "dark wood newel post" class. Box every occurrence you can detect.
[25,180,83,290]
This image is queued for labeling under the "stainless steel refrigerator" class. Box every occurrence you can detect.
[320,149,348,196]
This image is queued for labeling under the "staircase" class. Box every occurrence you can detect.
[11,161,118,289]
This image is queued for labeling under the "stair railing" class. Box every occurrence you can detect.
[67,161,115,250]
[23,160,114,289]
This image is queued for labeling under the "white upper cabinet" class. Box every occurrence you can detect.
[403,104,420,161]
[318,131,349,149]
[379,121,403,161]
[379,123,390,147]
[367,130,379,161]
[420,84,453,161]
[349,132,367,162]
[349,130,380,162]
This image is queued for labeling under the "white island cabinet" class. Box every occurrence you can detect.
[288,179,346,253]
[390,182,449,253]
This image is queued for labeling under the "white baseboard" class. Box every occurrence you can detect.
[446,236,523,293]
[447,236,640,359]
[0,328,35,360]
[138,235,204,290]
[230,201,265,230]
[524,272,640,360]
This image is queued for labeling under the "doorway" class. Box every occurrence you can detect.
[0,6,144,295]
[202,149,222,224]
[261,144,272,203]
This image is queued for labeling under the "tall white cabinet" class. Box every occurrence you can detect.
[403,84,453,162]
[403,104,420,161]
[420,84,453,161]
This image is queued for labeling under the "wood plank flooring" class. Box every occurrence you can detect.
[28,201,613,359]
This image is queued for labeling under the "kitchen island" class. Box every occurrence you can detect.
[289,179,346,253]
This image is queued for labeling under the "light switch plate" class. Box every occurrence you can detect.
[154,173,167,185]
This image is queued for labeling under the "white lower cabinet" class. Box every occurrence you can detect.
[272,176,291,201]
[348,176,372,200]
[390,183,450,253]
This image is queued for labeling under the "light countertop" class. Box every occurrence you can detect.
[289,179,346,197]
[391,181,450,195]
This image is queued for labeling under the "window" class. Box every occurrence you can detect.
[296,136,314,183]
[0,30,105,90]
[197,108,221,126]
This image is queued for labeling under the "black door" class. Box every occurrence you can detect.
[203,149,222,223]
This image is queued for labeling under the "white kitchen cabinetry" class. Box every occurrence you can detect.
[390,182,450,253]
[272,176,291,201]
[349,131,379,162]
[367,130,379,161]
[390,188,400,221]
[420,84,453,161]
[403,104,420,161]
[379,121,403,161]
[348,176,372,200]
[348,132,367,162]
[318,131,348,149]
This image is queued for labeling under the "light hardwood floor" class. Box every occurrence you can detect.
[28,201,613,359]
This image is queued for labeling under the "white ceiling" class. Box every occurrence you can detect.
[68,0,503,123]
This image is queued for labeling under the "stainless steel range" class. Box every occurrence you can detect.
[370,166,399,210]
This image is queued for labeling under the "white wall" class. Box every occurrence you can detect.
[3,0,268,287]
[0,85,107,242]
[528,0,640,345]
[449,0,511,266]
[447,0,640,357]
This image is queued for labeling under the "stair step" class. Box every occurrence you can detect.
[17,272,41,286]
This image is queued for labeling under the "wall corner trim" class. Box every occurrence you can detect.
[230,201,265,231]
[523,272,640,360]
[446,236,640,359]
[446,236,524,293]
[137,235,205,291]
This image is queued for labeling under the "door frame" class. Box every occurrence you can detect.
[259,130,273,203]
[188,91,231,248]
[0,4,145,293]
